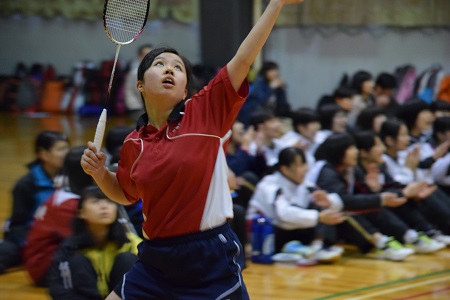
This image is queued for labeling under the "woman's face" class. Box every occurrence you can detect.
[341,145,359,167]
[138,52,188,108]
[367,137,386,164]
[299,121,320,141]
[395,124,410,150]
[39,140,70,171]
[332,111,348,133]
[361,80,374,95]
[373,115,387,133]
[80,197,118,226]
[282,155,308,185]
[231,122,245,144]
[415,109,434,132]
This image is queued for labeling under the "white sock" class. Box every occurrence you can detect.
[403,229,418,244]
[375,235,390,249]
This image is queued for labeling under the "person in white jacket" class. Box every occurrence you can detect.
[247,147,345,263]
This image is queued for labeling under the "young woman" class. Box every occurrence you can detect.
[308,133,416,260]
[315,103,349,145]
[81,1,305,299]
[247,147,345,263]
[49,186,141,300]
[353,130,448,250]
[0,130,69,273]
[380,119,450,236]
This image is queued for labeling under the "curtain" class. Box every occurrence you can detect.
[0,0,198,23]
[1,0,448,28]
[276,0,450,27]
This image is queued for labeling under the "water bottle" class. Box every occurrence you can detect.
[251,215,274,264]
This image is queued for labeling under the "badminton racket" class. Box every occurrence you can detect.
[93,0,150,151]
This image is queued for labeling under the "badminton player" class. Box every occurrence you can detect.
[81,1,305,299]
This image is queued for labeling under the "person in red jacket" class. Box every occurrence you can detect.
[23,146,93,286]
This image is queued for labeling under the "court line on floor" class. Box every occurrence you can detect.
[394,285,450,300]
[314,269,450,300]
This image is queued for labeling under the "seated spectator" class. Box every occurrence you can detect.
[309,133,432,260]
[247,147,345,263]
[380,120,450,235]
[355,106,388,133]
[0,130,69,274]
[431,117,450,196]
[315,103,348,145]
[374,72,400,117]
[347,70,375,128]
[354,130,449,247]
[23,145,93,286]
[48,186,141,300]
[238,61,291,126]
[278,108,321,168]
[247,111,284,170]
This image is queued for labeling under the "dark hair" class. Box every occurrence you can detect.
[34,130,69,154]
[258,61,279,79]
[73,185,129,248]
[137,44,153,56]
[105,125,133,154]
[351,71,372,94]
[138,47,194,98]
[314,133,355,166]
[433,116,450,138]
[317,103,345,130]
[353,131,377,152]
[278,147,305,169]
[431,100,450,113]
[379,119,404,144]
[248,111,275,130]
[333,86,356,99]
[64,146,93,195]
[356,106,387,131]
[291,108,320,132]
[396,98,430,130]
[375,72,397,89]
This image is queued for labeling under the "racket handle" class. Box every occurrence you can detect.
[93,108,107,151]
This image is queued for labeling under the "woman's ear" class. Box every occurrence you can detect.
[137,81,144,92]
[184,88,188,100]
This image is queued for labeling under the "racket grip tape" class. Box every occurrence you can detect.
[93,109,107,151]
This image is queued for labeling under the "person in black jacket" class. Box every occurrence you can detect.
[308,133,417,260]
[0,130,69,274]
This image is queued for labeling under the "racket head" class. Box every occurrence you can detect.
[103,0,150,46]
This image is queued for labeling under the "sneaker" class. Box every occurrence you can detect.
[432,234,450,246]
[377,238,414,261]
[282,240,315,258]
[407,234,445,253]
[314,247,342,263]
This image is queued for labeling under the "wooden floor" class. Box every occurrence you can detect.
[1,112,450,300]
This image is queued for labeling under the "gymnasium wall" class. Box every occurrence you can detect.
[0,17,449,109]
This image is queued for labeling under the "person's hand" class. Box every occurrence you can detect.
[381,192,407,207]
[319,210,345,225]
[416,184,437,200]
[402,181,428,198]
[433,141,450,160]
[405,146,420,170]
[365,163,381,192]
[80,141,108,181]
[312,190,331,208]
[269,78,285,89]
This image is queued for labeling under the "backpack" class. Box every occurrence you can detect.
[394,64,417,104]
[437,75,450,103]
[414,65,446,103]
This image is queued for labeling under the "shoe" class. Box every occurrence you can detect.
[282,240,315,258]
[407,234,445,253]
[432,234,450,246]
[314,247,342,263]
[377,238,414,261]
[272,253,302,263]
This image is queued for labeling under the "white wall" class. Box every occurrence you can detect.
[1,16,449,109]
[0,16,200,75]
[265,28,450,108]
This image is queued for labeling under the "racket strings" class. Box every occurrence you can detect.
[104,0,149,44]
